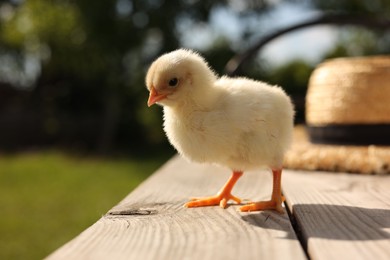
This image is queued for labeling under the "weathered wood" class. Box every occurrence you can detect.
[46,156,306,260]
[283,170,390,260]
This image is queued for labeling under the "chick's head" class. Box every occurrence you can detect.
[146,49,216,107]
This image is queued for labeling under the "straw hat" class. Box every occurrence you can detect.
[284,56,390,175]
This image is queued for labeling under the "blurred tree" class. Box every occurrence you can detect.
[295,0,390,58]
[0,0,274,153]
[265,60,312,95]
[301,0,390,15]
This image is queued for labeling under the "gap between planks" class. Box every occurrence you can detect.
[283,170,390,260]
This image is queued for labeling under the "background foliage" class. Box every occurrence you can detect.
[0,0,388,153]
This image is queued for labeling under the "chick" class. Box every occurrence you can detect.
[145,49,294,213]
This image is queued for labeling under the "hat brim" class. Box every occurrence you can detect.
[284,126,390,175]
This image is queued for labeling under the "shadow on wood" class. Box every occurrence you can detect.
[241,212,299,240]
[292,204,390,241]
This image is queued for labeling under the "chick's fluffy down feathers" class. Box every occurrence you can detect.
[147,49,294,171]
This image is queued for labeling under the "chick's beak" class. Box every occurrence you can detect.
[147,87,168,107]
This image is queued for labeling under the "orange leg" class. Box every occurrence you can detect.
[239,168,285,213]
[185,171,243,209]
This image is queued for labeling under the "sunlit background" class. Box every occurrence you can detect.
[0,0,389,259]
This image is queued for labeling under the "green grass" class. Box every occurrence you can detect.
[0,151,168,260]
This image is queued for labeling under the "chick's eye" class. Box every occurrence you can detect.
[168,78,178,87]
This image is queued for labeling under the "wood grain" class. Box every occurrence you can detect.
[283,170,390,260]
[46,156,306,260]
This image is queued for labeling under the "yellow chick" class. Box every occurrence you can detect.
[145,49,294,213]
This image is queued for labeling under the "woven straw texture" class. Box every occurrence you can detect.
[284,127,390,175]
[306,56,390,126]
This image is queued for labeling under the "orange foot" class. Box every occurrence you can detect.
[185,193,241,209]
[239,168,286,213]
[239,195,285,213]
[185,171,243,209]
[239,199,284,213]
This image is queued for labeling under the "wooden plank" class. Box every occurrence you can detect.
[46,156,306,260]
[283,170,390,260]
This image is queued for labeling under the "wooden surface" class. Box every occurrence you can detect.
[283,171,390,260]
[46,156,306,260]
[46,156,390,260]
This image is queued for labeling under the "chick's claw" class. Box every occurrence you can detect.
[239,200,284,214]
[185,193,242,209]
